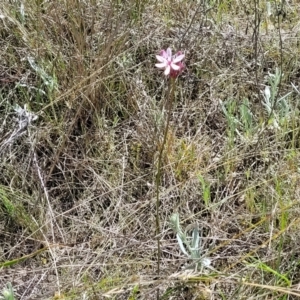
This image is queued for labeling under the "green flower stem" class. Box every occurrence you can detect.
[155,77,176,278]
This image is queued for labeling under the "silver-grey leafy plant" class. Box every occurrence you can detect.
[0,283,16,300]
[169,213,211,271]
[262,68,293,129]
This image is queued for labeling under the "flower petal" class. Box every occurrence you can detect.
[155,62,167,69]
[164,65,171,76]
[160,50,169,59]
[173,54,185,63]
[156,55,166,63]
[171,63,180,70]
[166,48,172,58]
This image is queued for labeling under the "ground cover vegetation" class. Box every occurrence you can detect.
[1,0,300,299]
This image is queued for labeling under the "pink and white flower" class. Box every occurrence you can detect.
[155,48,185,78]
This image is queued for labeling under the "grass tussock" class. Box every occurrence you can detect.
[1,0,300,299]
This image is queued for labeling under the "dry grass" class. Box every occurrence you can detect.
[1,0,300,299]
